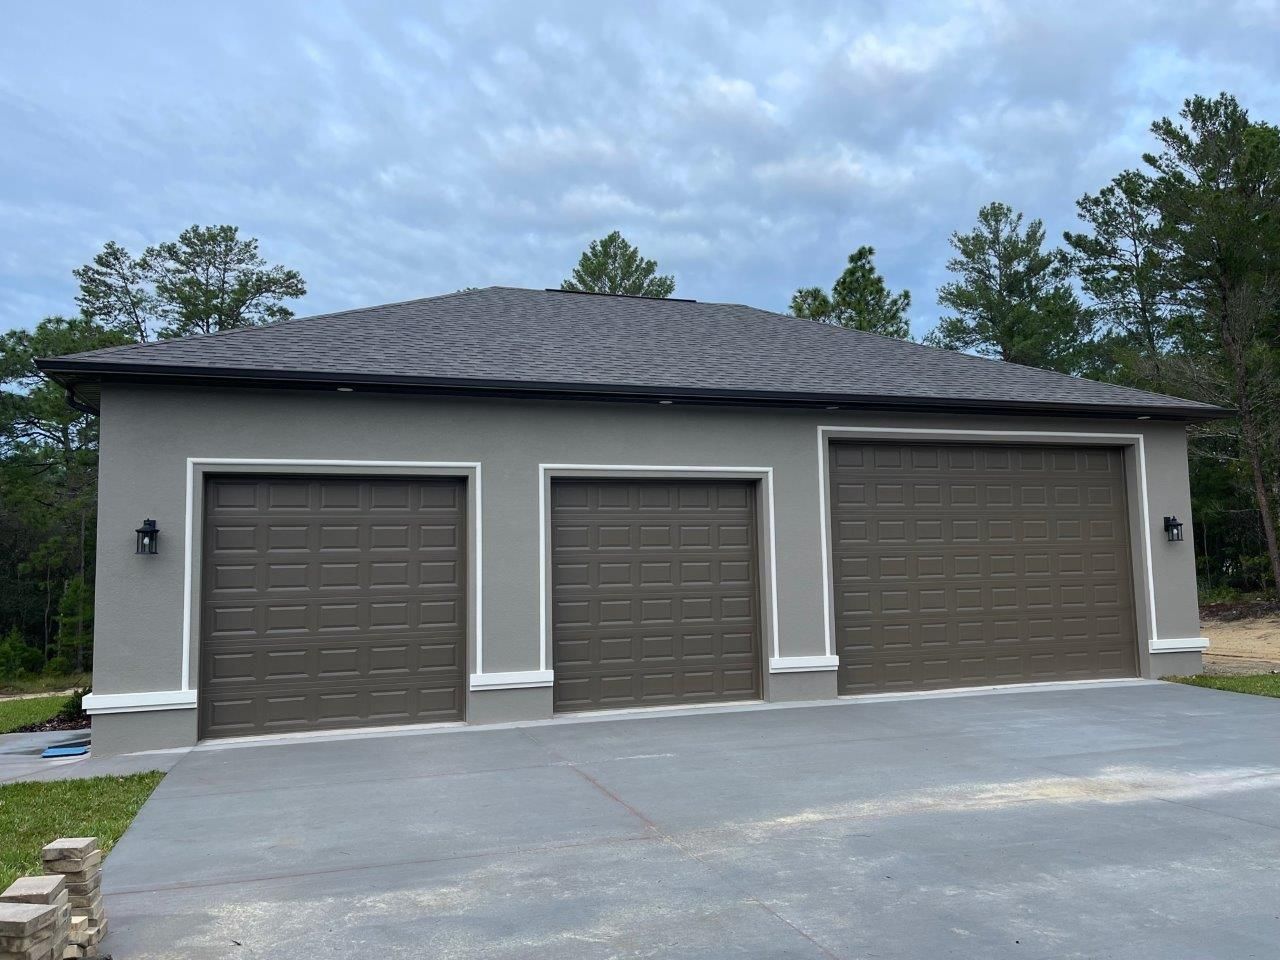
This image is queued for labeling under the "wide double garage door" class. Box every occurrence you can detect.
[829,441,1139,693]
[199,476,467,738]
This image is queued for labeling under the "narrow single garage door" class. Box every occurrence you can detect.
[200,476,466,738]
[829,442,1138,694]
[551,479,762,711]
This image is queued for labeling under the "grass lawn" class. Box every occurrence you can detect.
[0,773,164,890]
[1169,673,1280,699]
[0,674,91,697]
[0,695,70,735]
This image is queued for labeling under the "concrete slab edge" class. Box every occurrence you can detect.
[108,677,1165,756]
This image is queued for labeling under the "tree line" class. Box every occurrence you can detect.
[0,92,1275,681]
[0,227,306,678]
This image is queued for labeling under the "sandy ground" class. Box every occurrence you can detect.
[0,688,75,701]
[1202,615,1280,676]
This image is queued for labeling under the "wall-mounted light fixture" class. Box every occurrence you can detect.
[136,518,159,555]
[1163,515,1184,543]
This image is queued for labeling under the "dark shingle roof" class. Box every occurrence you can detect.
[39,286,1227,419]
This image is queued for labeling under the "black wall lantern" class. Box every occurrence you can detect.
[135,518,159,555]
[1163,515,1184,543]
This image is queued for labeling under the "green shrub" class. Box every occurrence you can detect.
[58,688,90,722]
[43,655,73,677]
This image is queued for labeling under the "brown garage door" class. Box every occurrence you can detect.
[200,476,466,738]
[829,442,1138,694]
[551,479,762,711]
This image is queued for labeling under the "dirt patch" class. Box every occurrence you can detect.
[1200,599,1280,622]
[1202,611,1280,677]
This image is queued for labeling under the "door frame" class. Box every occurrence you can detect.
[182,459,482,718]
[537,464,780,702]
[816,426,1160,679]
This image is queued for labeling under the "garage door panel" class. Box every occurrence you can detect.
[830,442,1138,693]
[209,595,463,638]
[266,525,311,551]
[201,476,466,738]
[204,634,462,682]
[842,581,1135,618]
[205,571,465,601]
[551,479,762,712]
[840,545,1128,581]
[839,638,1136,693]
[206,679,463,738]
[214,525,258,551]
[555,664,758,712]
[835,626,1138,678]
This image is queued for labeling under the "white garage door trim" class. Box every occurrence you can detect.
[537,464,790,682]
[180,458,483,699]
[815,426,1178,658]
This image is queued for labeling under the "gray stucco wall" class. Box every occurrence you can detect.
[88,385,1204,753]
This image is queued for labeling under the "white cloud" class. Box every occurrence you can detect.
[0,0,1276,336]
[558,184,650,222]
[692,74,778,125]
[754,144,917,196]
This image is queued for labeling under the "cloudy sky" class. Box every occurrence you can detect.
[3,1,1279,340]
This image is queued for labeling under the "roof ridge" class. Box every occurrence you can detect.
[540,287,698,303]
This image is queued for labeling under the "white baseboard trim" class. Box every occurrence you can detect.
[1150,637,1210,653]
[84,690,198,714]
[469,670,555,691]
[770,655,840,673]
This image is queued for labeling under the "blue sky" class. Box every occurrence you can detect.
[2,1,1278,340]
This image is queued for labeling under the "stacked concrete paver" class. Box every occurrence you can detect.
[0,833,116,960]
[40,840,106,959]
[0,874,66,960]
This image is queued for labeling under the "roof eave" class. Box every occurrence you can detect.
[35,359,1235,423]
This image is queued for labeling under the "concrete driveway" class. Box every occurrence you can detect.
[101,681,1280,959]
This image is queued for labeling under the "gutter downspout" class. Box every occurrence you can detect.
[65,385,99,416]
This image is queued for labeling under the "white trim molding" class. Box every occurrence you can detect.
[537,463,783,683]
[183,459,483,699]
[469,670,554,690]
[1149,637,1210,653]
[770,655,840,673]
[84,689,197,715]
[815,426,1164,658]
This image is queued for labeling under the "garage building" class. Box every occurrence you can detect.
[37,287,1226,754]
